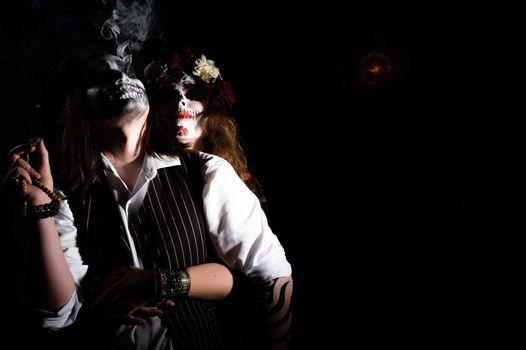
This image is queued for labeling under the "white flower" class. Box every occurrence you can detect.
[193,55,220,83]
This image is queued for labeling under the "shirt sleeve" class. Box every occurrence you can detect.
[200,153,292,282]
[54,199,89,284]
[39,199,88,330]
[39,289,83,330]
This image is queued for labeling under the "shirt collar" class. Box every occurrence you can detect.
[144,154,181,179]
[100,153,181,180]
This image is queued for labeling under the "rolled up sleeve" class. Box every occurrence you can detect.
[201,154,292,282]
[54,199,88,283]
[39,289,83,330]
[38,199,88,330]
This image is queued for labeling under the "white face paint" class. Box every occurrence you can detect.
[84,54,148,120]
[174,73,204,144]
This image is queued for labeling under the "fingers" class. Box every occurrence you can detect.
[34,138,50,169]
[123,314,147,326]
[37,138,50,170]
[91,267,134,309]
[159,299,175,307]
[106,300,134,321]
[91,269,136,311]
[90,283,123,311]
[8,137,39,163]
[133,306,164,318]
[8,143,34,162]
[90,292,130,323]
[8,166,33,185]
[122,306,164,326]
[12,157,41,181]
[98,301,164,326]
[108,266,135,278]
[89,266,167,325]
[7,138,44,179]
[3,161,38,197]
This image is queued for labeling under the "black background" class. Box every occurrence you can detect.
[1,1,522,348]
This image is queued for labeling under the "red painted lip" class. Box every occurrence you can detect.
[177,126,188,136]
[178,110,194,119]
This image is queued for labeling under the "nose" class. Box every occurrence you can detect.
[179,94,188,107]
[115,74,131,85]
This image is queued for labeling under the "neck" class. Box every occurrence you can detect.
[96,109,148,168]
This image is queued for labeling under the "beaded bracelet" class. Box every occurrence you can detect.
[154,267,191,301]
[19,177,62,220]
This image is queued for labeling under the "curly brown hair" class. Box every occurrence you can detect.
[196,109,248,179]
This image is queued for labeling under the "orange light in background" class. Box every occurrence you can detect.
[359,52,393,87]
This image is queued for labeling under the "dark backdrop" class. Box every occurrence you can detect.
[1,1,521,348]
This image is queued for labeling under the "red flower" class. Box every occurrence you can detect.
[217,79,236,110]
[146,47,236,110]
[169,52,182,70]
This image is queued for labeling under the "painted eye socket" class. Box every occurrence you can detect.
[184,85,206,101]
[81,70,122,88]
[156,86,182,103]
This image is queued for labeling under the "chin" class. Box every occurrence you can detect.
[177,137,196,143]
[91,96,149,121]
[177,137,198,149]
[122,99,148,114]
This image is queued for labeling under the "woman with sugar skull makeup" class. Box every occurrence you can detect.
[144,48,268,208]
[144,47,293,350]
[4,44,291,350]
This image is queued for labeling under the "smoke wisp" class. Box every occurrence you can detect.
[101,0,157,70]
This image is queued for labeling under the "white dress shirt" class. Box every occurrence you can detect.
[42,152,291,329]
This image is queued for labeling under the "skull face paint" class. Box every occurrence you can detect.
[174,73,204,144]
[83,54,148,120]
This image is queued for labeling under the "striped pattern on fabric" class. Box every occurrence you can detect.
[73,179,134,274]
[127,157,224,349]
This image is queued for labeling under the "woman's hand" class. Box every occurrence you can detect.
[90,266,173,326]
[4,137,53,205]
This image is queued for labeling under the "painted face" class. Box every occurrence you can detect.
[174,73,204,143]
[83,54,148,120]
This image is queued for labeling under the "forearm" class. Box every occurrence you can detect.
[6,138,76,312]
[26,217,76,311]
[151,263,233,303]
[186,263,233,300]
[255,276,294,350]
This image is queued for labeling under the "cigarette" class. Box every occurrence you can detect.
[27,137,41,148]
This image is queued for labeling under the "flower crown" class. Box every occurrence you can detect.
[144,48,235,110]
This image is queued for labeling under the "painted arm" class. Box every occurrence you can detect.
[201,155,294,348]
[253,276,294,350]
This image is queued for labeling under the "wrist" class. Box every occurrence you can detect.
[21,179,62,220]
[145,269,156,299]
[153,267,191,301]
[27,192,52,206]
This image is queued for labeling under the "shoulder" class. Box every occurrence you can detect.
[196,151,248,192]
[197,151,235,175]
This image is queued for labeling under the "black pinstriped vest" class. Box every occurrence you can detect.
[68,153,224,349]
